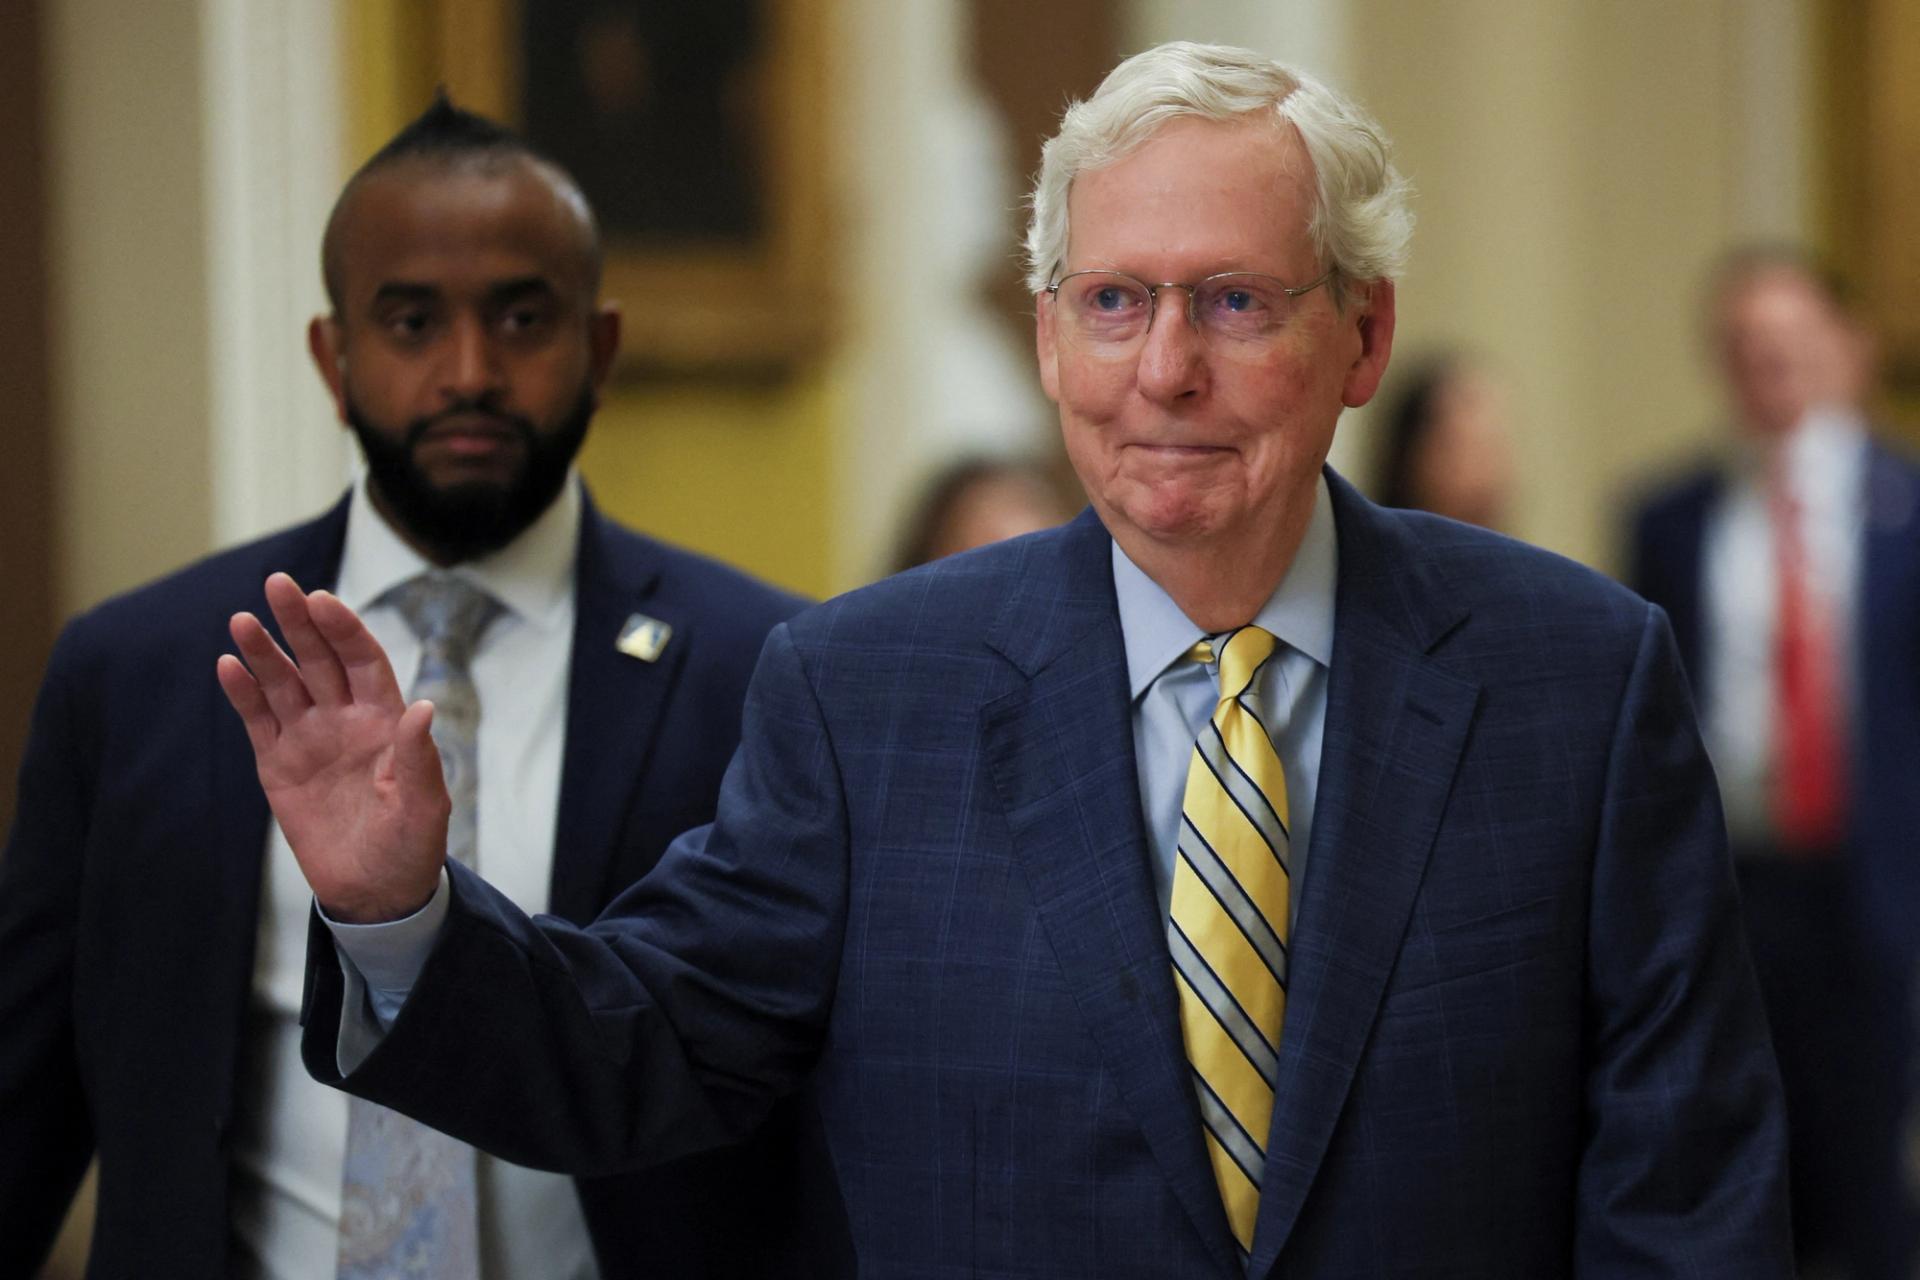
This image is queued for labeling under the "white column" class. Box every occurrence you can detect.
[1729,0,1813,242]
[831,0,1051,588]
[48,0,349,614]
[201,0,353,546]
[1334,0,1816,568]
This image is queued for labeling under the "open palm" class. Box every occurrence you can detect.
[216,572,449,923]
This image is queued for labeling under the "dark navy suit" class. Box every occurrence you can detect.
[310,471,1790,1277]
[1629,442,1920,977]
[1629,442,1920,1278]
[0,490,817,1279]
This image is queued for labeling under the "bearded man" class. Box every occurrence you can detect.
[0,97,818,1280]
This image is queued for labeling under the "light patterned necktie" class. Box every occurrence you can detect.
[337,572,502,1280]
[1168,625,1291,1261]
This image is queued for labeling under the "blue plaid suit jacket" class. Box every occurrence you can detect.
[309,470,1790,1278]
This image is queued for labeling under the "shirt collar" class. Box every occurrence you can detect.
[335,469,582,634]
[1782,404,1868,494]
[1728,404,1868,478]
[1112,470,1339,701]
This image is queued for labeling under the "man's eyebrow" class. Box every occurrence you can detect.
[487,276,559,304]
[371,282,440,306]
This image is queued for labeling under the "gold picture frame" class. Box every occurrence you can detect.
[424,0,836,381]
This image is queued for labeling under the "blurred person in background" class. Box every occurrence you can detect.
[0,97,824,1279]
[890,454,1079,572]
[1626,245,1920,1280]
[1371,355,1516,531]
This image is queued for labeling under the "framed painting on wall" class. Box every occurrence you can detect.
[426,0,836,380]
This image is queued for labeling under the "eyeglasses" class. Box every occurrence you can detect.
[1045,268,1336,356]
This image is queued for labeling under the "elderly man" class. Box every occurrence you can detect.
[221,44,1790,1276]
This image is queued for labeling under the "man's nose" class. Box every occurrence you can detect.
[440,314,506,401]
[1134,287,1209,403]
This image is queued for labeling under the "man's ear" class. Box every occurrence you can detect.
[1340,279,1397,409]
[307,316,350,423]
[1035,290,1062,405]
[588,304,622,390]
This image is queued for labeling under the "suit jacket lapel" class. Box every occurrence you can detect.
[1249,474,1481,1275]
[548,498,677,925]
[980,510,1243,1278]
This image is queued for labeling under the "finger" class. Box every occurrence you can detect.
[229,609,314,724]
[214,652,281,756]
[262,572,351,707]
[391,699,447,798]
[307,589,407,711]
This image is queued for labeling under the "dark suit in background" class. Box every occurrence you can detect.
[0,491,822,1279]
[309,475,1790,1278]
[1629,441,1920,1278]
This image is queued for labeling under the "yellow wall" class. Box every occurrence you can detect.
[342,0,434,164]
[578,376,841,600]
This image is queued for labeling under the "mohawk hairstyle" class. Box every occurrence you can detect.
[358,89,525,170]
[321,90,602,307]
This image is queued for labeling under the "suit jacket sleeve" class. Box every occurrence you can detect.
[301,619,845,1178]
[1574,604,1791,1273]
[0,625,100,1274]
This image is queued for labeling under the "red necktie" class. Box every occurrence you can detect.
[1769,476,1848,851]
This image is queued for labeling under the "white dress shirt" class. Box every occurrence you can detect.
[228,471,599,1280]
[1699,408,1865,849]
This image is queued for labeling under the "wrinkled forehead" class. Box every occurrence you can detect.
[1063,116,1317,273]
[327,155,598,305]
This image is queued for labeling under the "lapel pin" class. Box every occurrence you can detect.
[616,612,673,663]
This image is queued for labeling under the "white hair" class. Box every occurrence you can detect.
[1023,41,1414,294]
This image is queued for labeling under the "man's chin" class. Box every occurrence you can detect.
[416,483,523,530]
[412,448,528,489]
[348,388,591,561]
[414,441,529,479]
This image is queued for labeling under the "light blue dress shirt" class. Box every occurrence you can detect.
[1113,473,1336,928]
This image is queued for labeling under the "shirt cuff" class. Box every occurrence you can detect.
[320,869,450,1037]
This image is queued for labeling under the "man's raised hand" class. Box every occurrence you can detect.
[215,572,448,923]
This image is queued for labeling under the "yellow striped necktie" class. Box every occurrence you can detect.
[1168,624,1291,1258]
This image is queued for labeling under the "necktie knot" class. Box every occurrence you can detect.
[384,573,503,669]
[1193,626,1278,704]
[378,572,499,865]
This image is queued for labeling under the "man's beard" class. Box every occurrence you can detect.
[346,386,595,563]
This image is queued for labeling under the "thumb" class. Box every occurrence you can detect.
[392,699,447,799]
